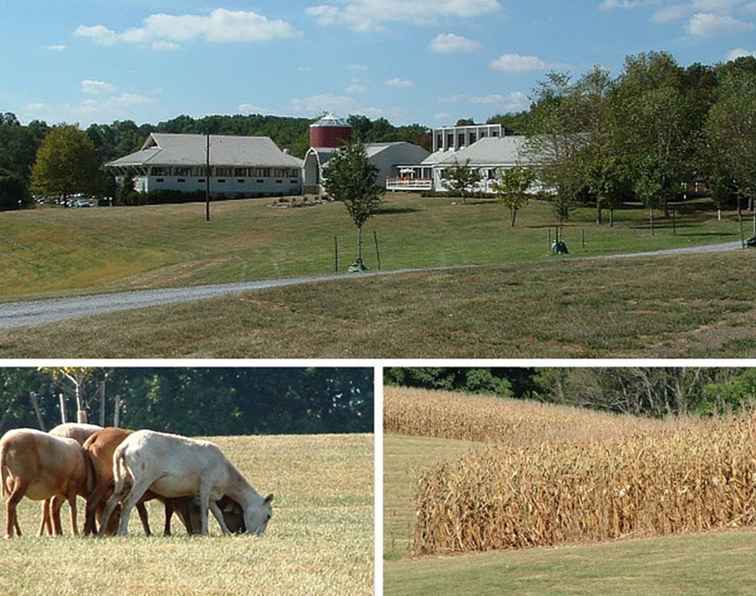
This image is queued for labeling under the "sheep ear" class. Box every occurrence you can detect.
[264,494,274,504]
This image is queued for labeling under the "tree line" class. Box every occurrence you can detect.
[385,367,756,418]
[0,368,373,436]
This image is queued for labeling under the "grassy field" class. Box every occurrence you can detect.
[385,530,756,596]
[0,434,374,596]
[384,387,756,595]
[0,193,745,302]
[2,250,754,358]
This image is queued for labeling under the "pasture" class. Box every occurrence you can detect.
[384,387,756,595]
[0,433,374,596]
[0,193,744,302]
[1,250,755,358]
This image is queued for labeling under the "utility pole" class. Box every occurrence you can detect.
[206,133,211,222]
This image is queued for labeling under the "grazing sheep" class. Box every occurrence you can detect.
[85,428,246,536]
[100,430,272,537]
[0,429,94,539]
[41,423,103,536]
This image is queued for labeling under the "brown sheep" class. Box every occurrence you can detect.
[0,429,94,539]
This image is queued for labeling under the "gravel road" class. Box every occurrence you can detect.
[0,241,746,331]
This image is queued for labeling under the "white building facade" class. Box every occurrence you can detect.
[106,133,304,197]
[386,123,539,194]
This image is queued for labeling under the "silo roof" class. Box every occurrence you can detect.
[311,113,350,128]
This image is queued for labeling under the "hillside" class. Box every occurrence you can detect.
[0,433,374,596]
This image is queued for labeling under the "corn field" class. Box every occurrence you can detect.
[386,387,756,556]
[414,414,756,555]
[385,386,668,446]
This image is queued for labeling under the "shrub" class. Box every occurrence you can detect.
[0,172,32,211]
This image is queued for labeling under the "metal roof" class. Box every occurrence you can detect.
[106,133,303,168]
[431,136,533,167]
[310,113,351,128]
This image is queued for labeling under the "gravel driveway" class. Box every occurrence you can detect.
[0,241,746,331]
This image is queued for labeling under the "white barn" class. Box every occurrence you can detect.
[106,133,304,197]
[303,141,430,195]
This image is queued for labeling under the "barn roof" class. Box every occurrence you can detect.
[106,134,303,169]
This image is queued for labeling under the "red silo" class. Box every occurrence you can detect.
[310,113,352,148]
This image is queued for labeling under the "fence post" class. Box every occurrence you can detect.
[373,231,382,271]
[334,236,339,272]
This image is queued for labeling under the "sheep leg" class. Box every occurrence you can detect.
[85,482,112,536]
[52,496,65,535]
[39,499,50,537]
[198,484,212,536]
[162,500,174,536]
[209,501,231,536]
[5,479,27,539]
[100,476,130,537]
[67,492,79,536]
[136,502,151,536]
[117,480,151,537]
[176,500,194,536]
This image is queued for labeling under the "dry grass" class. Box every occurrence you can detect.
[392,387,756,555]
[0,434,373,596]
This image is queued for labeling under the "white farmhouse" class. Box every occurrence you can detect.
[105,133,304,197]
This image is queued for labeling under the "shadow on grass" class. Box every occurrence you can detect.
[374,207,423,216]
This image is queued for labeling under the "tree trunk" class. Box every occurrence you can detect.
[650,207,655,236]
[511,208,517,227]
[30,393,45,431]
[98,381,106,427]
[58,393,67,424]
[609,208,614,228]
[357,226,364,266]
[596,196,603,225]
[717,208,722,222]
[74,382,87,423]
[113,393,121,427]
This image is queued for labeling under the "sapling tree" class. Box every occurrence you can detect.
[323,141,383,272]
[442,159,481,204]
[492,166,536,226]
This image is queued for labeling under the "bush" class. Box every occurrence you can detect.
[0,172,32,211]
[384,367,512,397]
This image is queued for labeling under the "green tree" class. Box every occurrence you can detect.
[706,69,756,216]
[524,72,589,222]
[442,159,481,204]
[492,166,536,226]
[31,125,100,203]
[323,142,383,272]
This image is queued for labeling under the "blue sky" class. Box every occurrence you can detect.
[3,0,755,127]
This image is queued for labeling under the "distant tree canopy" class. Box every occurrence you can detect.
[385,367,756,418]
[31,125,100,200]
[0,368,373,436]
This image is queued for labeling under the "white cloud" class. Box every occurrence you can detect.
[653,4,692,22]
[440,92,529,112]
[307,0,501,31]
[600,0,658,10]
[385,77,415,88]
[490,53,553,72]
[45,44,67,52]
[687,12,754,35]
[429,33,481,53]
[81,80,116,95]
[346,80,368,94]
[19,91,157,126]
[727,47,756,58]
[75,9,298,50]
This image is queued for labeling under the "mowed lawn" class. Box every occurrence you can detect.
[0,193,744,302]
[385,530,756,596]
[1,251,754,358]
[0,434,374,596]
